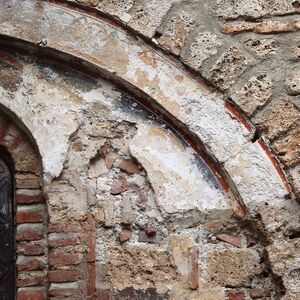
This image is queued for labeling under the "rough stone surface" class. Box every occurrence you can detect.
[286,69,300,95]
[230,74,273,116]
[258,101,299,140]
[107,245,177,292]
[157,6,196,55]
[207,249,262,286]
[206,47,252,91]
[128,0,178,38]
[0,1,299,298]
[181,31,222,70]
[272,123,300,166]
[216,0,298,19]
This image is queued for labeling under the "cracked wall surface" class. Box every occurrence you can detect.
[0,0,299,299]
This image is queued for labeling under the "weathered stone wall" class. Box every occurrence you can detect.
[0,0,299,299]
[72,0,300,200]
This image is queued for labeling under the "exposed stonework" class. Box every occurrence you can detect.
[230,74,273,116]
[0,0,299,298]
[205,47,252,91]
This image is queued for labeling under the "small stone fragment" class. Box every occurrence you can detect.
[245,234,257,248]
[138,231,160,243]
[128,0,177,38]
[121,195,133,225]
[144,217,157,235]
[272,123,300,166]
[249,288,271,299]
[104,200,114,228]
[119,229,132,243]
[111,175,127,195]
[286,69,300,95]
[216,233,242,248]
[120,159,141,174]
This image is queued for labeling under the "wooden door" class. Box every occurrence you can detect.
[0,157,14,299]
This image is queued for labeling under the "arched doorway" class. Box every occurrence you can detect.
[0,154,15,299]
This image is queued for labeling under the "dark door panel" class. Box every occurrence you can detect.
[0,158,14,299]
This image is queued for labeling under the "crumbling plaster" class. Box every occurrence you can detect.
[0,0,288,213]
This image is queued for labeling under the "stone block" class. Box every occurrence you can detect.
[230,74,273,116]
[157,9,195,55]
[266,239,300,277]
[216,0,297,19]
[128,0,177,38]
[244,38,278,57]
[259,101,299,140]
[207,249,262,286]
[286,69,300,95]
[181,31,222,70]
[206,47,252,91]
[272,123,300,166]
[107,245,176,290]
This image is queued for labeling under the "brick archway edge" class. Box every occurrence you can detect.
[0,0,291,215]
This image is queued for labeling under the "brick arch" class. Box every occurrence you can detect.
[0,2,298,298]
[0,110,47,299]
[0,0,290,215]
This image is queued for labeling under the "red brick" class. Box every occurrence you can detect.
[249,288,271,299]
[111,174,128,195]
[227,291,245,300]
[216,234,242,248]
[17,258,44,271]
[255,20,292,33]
[145,217,157,235]
[16,211,44,224]
[48,285,83,297]
[138,231,160,243]
[189,247,199,290]
[17,273,45,287]
[48,222,81,233]
[96,290,112,300]
[17,244,44,255]
[202,220,224,231]
[87,263,96,296]
[17,288,46,300]
[16,173,41,189]
[49,237,78,248]
[0,119,11,140]
[16,229,44,241]
[48,270,83,283]
[119,229,132,243]
[49,253,82,266]
[222,22,255,34]
[16,192,44,204]
[6,134,25,151]
[87,212,96,263]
